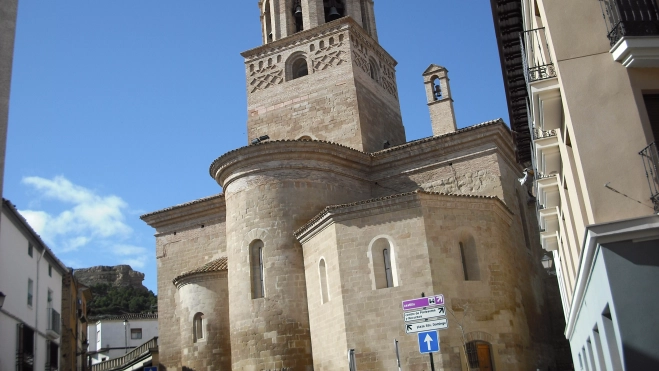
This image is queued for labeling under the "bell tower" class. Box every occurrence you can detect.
[244,0,405,153]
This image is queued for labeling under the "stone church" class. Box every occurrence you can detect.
[141,1,559,370]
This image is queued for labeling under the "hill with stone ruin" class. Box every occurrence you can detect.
[74,265,147,291]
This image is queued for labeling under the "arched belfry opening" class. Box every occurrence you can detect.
[263,0,273,43]
[293,0,304,32]
[324,0,345,23]
[432,76,443,101]
[291,57,309,79]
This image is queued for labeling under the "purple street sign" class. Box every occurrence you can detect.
[402,295,445,311]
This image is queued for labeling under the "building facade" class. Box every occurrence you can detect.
[60,272,92,371]
[0,199,68,371]
[87,314,159,365]
[491,0,659,369]
[142,1,565,370]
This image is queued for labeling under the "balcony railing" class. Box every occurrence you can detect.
[640,142,659,212]
[599,0,659,46]
[91,337,158,371]
[47,308,61,337]
[520,27,557,83]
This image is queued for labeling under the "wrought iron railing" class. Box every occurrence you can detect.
[640,142,659,212]
[520,27,557,83]
[48,308,61,335]
[91,337,158,371]
[599,0,659,46]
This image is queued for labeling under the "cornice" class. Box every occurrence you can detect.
[173,257,228,288]
[209,140,372,187]
[240,17,397,66]
[140,194,225,229]
[294,190,511,243]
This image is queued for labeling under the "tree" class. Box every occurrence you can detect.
[87,284,157,316]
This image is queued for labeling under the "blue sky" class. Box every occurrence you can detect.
[5,1,508,293]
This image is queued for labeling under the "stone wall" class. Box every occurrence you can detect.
[177,272,231,370]
[141,196,227,371]
[298,192,553,371]
[243,19,405,153]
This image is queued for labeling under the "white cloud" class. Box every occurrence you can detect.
[120,256,148,269]
[18,175,133,253]
[111,244,148,256]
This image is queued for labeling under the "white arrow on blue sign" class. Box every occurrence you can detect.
[417,331,440,354]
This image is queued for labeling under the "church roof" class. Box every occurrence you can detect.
[371,118,507,156]
[140,193,225,220]
[172,257,228,286]
[294,189,511,239]
[423,64,448,75]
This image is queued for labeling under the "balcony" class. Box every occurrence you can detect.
[640,142,659,212]
[520,27,557,83]
[47,308,61,339]
[600,0,659,67]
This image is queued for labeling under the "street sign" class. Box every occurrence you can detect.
[405,318,448,334]
[417,331,440,354]
[402,295,445,311]
[404,306,446,322]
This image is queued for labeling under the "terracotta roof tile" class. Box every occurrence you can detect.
[172,257,228,285]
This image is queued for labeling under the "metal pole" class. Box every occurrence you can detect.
[429,353,435,371]
[394,339,401,371]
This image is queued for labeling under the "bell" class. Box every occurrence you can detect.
[295,5,302,16]
[328,6,341,20]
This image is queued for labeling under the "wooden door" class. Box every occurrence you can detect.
[477,344,493,371]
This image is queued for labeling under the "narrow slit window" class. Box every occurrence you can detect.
[383,249,393,288]
[371,238,397,289]
[459,235,481,281]
[250,240,265,299]
[194,313,205,342]
[319,259,329,304]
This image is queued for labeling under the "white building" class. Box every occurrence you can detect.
[0,199,69,371]
[87,313,158,365]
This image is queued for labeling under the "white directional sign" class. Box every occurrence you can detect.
[404,306,446,323]
[405,318,448,334]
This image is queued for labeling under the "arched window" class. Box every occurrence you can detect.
[250,240,265,299]
[298,135,312,140]
[264,0,273,43]
[369,58,379,82]
[293,0,304,33]
[432,76,442,101]
[291,57,309,80]
[459,235,481,281]
[324,0,345,23]
[370,237,397,289]
[319,258,329,304]
[193,313,205,342]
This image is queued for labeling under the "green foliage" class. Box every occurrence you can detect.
[87,284,157,316]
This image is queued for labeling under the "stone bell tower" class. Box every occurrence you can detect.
[244,0,405,153]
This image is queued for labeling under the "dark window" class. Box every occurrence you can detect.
[194,313,205,342]
[383,249,393,288]
[28,243,33,257]
[459,236,481,281]
[293,0,304,32]
[17,324,35,371]
[48,265,52,277]
[324,0,345,23]
[131,328,142,340]
[292,58,309,80]
[27,279,33,307]
[643,94,659,143]
[45,340,59,371]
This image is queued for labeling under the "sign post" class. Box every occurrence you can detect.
[402,294,447,371]
[394,339,402,371]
